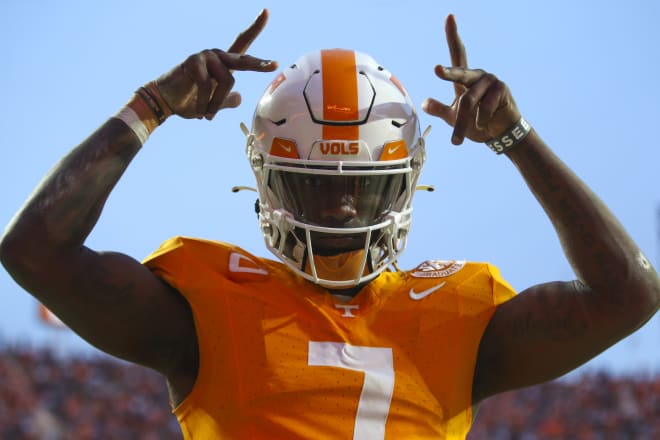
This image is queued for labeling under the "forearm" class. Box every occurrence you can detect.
[1,43,277,286]
[1,82,173,254]
[506,131,660,315]
[1,110,148,273]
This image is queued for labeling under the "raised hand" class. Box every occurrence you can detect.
[155,9,278,120]
[422,14,521,145]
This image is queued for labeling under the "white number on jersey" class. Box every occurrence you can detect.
[308,341,394,440]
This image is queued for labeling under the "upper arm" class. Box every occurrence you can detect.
[2,242,197,376]
[472,279,648,403]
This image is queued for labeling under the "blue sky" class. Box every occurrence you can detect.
[1,0,659,375]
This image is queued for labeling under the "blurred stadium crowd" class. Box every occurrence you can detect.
[1,344,658,439]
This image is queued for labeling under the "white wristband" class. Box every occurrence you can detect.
[486,117,531,154]
[114,106,149,145]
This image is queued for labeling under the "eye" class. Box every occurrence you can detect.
[358,178,371,189]
[304,176,321,187]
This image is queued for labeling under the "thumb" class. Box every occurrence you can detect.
[204,92,242,120]
[422,98,455,127]
[220,91,242,110]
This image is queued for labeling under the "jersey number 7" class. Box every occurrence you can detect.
[308,342,394,439]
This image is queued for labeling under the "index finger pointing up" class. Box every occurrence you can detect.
[445,14,468,97]
[228,9,270,55]
[445,14,467,69]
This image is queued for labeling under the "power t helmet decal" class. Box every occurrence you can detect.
[246,49,426,288]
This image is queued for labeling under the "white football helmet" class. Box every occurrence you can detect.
[246,49,426,288]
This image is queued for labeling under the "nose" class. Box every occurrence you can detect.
[320,194,357,226]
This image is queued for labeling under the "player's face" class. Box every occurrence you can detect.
[269,171,404,254]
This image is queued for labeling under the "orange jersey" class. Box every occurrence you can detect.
[143,237,516,439]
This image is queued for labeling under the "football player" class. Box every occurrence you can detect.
[1,9,658,439]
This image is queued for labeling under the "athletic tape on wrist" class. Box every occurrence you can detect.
[485,117,531,154]
[114,106,149,145]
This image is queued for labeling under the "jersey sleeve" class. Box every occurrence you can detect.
[142,236,191,292]
[486,263,517,305]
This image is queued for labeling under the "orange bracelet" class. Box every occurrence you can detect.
[124,93,160,134]
[137,82,173,124]
[114,82,174,145]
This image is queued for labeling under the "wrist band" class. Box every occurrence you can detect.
[113,82,173,146]
[136,86,167,125]
[485,116,531,154]
[114,106,149,145]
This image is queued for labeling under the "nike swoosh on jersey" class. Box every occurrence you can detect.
[409,281,446,300]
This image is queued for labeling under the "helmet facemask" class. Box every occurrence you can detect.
[246,49,426,288]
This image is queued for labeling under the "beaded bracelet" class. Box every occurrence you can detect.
[136,86,167,125]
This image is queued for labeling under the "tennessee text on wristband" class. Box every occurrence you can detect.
[114,107,149,145]
[485,117,531,154]
[136,86,167,125]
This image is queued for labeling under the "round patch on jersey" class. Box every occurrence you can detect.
[411,260,465,278]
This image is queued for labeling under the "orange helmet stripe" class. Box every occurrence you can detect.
[321,49,359,140]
